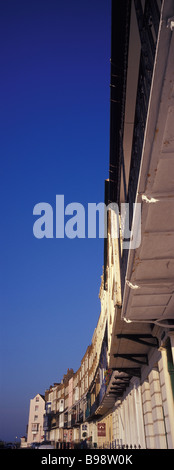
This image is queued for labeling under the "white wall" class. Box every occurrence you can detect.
[27,393,45,445]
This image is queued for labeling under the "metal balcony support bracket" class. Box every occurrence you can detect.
[110,387,124,392]
[114,353,148,365]
[116,333,159,348]
[112,368,141,378]
[112,380,130,386]
[110,389,126,396]
[110,380,130,393]
[113,376,130,381]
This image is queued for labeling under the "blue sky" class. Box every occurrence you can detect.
[0,0,111,442]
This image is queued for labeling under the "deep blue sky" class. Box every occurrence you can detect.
[0,0,111,442]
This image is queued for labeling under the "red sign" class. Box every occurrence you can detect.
[97,423,106,437]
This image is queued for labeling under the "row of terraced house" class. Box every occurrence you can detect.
[26,0,174,449]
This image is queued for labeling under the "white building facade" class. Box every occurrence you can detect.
[27,393,45,446]
[112,335,174,449]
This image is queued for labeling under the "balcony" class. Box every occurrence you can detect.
[67,413,76,428]
[102,0,174,396]
[43,414,52,432]
[121,0,174,328]
[85,393,100,421]
[31,423,39,434]
[90,394,100,416]
[120,0,161,291]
